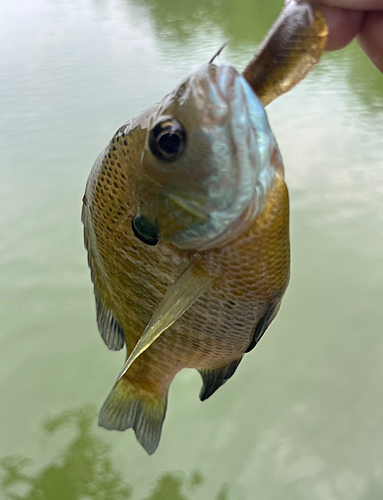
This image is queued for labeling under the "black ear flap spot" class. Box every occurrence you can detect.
[132,215,159,246]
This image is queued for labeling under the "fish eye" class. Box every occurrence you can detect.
[149,117,186,163]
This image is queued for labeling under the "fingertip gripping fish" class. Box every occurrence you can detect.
[82,0,327,454]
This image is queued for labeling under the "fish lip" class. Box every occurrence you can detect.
[191,64,238,127]
[131,215,159,246]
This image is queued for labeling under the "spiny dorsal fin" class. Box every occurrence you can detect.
[199,358,243,401]
[117,257,217,381]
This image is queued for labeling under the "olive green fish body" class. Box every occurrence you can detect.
[84,122,289,362]
[83,0,326,454]
[83,116,289,451]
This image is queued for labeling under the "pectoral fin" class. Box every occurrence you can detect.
[117,258,217,381]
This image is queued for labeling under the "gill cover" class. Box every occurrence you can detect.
[136,63,282,251]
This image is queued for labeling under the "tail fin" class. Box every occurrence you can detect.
[98,379,168,455]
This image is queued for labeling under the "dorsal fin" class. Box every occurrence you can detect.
[83,203,125,351]
[94,289,125,351]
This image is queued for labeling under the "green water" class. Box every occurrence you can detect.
[1,0,383,498]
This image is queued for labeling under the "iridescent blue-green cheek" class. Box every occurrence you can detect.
[135,63,283,251]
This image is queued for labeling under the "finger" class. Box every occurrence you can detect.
[357,11,383,72]
[319,0,383,9]
[319,5,364,51]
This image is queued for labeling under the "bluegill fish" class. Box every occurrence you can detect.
[82,0,327,454]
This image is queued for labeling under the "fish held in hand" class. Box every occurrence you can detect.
[82,0,327,454]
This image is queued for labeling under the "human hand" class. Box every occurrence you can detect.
[318,0,383,72]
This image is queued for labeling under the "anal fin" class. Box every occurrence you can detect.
[198,358,243,401]
[245,302,280,353]
[98,379,167,455]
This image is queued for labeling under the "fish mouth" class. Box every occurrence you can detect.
[132,215,159,246]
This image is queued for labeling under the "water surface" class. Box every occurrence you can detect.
[1,0,383,499]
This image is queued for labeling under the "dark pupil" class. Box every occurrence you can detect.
[159,132,181,156]
[149,117,186,163]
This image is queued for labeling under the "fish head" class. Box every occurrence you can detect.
[132,63,283,250]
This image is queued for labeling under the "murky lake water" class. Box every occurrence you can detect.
[1,0,383,498]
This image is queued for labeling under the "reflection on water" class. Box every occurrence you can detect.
[134,0,280,44]
[0,407,131,500]
[344,48,383,116]
[0,407,228,500]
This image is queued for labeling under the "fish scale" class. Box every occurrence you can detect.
[84,123,289,439]
[86,129,288,363]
